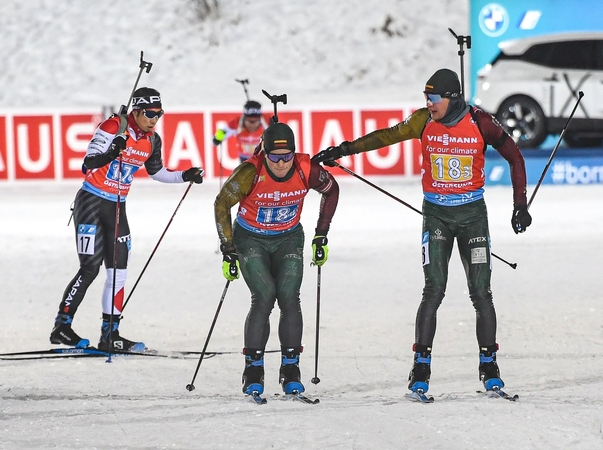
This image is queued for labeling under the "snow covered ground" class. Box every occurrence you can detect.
[2,177,603,449]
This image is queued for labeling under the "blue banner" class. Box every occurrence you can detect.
[485,149,603,186]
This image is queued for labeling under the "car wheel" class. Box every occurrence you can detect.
[496,96,547,149]
[563,131,603,148]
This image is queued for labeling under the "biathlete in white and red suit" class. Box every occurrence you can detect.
[212,100,270,162]
[214,122,339,397]
[50,87,204,352]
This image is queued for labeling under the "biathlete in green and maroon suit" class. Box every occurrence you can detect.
[215,122,339,397]
[312,68,532,395]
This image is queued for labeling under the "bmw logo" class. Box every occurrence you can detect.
[478,3,509,37]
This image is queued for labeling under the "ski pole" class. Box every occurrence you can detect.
[235,78,250,101]
[119,51,153,115]
[311,264,322,385]
[186,281,231,392]
[332,162,517,269]
[121,182,195,314]
[527,91,584,210]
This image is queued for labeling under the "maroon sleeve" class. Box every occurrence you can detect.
[308,160,339,235]
[475,109,528,206]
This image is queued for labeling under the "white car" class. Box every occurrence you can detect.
[473,32,603,148]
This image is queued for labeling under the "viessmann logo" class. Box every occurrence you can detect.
[427,134,479,146]
[479,3,509,37]
[257,190,307,201]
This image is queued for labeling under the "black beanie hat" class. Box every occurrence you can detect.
[263,122,295,153]
[131,87,162,110]
[424,69,461,97]
[244,100,262,117]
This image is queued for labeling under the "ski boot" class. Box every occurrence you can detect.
[49,313,90,348]
[408,344,432,393]
[97,314,145,352]
[242,348,265,395]
[479,344,504,391]
[279,346,304,394]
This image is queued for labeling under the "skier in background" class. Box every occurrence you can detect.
[312,68,532,396]
[215,122,339,397]
[50,87,204,352]
[212,100,269,162]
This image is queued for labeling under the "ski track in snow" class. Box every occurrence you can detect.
[2,179,603,449]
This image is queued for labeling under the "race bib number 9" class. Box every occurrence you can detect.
[431,155,473,182]
[257,205,299,224]
[77,224,97,255]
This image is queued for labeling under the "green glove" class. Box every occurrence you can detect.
[213,129,226,146]
[312,236,329,266]
[222,252,240,281]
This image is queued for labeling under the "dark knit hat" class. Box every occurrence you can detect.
[244,100,262,117]
[424,69,461,97]
[263,122,295,153]
[131,87,162,110]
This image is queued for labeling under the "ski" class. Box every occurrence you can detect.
[405,390,434,403]
[0,348,280,361]
[287,391,320,404]
[478,387,519,401]
[0,347,213,361]
[248,392,267,405]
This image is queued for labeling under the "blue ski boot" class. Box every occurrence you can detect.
[280,347,304,394]
[479,344,504,391]
[98,314,145,352]
[408,344,432,393]
[242,349,265,395]
[50,313,90,348]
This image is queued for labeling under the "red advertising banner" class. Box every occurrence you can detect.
[13,115,55,180]
[0,105,421,181]
[359,109,406,176]
[161,112,206,172]
[0,116,6,180]
[275,111,305,153]
[61,113,103,179]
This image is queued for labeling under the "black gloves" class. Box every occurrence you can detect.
[311,146,342,167]
[311,141,351,167]
[182,167,204,184]
[511,205,532,234]
[107,134,127,160]
[212,137,222,146]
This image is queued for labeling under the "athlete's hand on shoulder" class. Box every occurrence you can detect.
[312,146,342,167]
[311,141,351,167]
[182,167,204,184]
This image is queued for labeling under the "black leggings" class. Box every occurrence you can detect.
[234,222,305,350]
[415,199,497,348]
[58,189,130,317]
